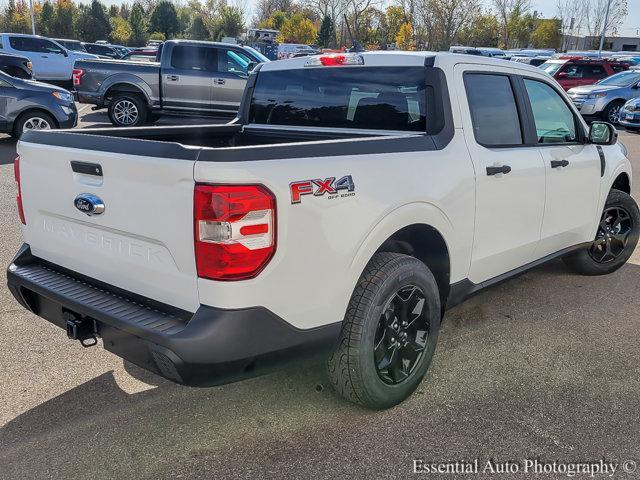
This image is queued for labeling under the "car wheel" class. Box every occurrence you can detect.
[602,101,624,124]
[108,94,147,127]
[563,189,640,275]
[327,252,441,409]
[12,111,56,138]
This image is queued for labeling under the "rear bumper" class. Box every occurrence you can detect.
[76,91,103,107]
[7,244,340,387]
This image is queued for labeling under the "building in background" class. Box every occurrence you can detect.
[562,35,640,52]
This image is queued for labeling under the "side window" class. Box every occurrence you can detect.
[218,49,252,75]
[562,64,582,78]
[611,64,626,73]
[170,46,212,70]
[39,39,64,54]
[464,73,523,146]
[523,79,577,144]
[585,65,606,78]
[9,36,33,52]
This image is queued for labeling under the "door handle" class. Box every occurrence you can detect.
[551,160,569,168]
[41,55,48,58]
[214,78,226,85]
[166,75,179,81]
[486,165,512,176]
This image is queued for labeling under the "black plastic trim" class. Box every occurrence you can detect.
[446,242,591,309]
[7,244,341,387]
[70,161,103,177]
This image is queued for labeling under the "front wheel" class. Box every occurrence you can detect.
[12,111,56,138]
[108,93,148,127]
[602,101,624,124]
[327,252,441,409]
[563,189,640,275]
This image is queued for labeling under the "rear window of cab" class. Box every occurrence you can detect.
[249,67,427,132]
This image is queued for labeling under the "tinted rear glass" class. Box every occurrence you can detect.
[250,67,427,131]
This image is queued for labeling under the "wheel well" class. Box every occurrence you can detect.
[612,172,630,194]
[13,108,58,133]
[376,224,450,307]
[105,83,147,104]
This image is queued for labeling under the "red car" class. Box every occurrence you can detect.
[540,58,630,90]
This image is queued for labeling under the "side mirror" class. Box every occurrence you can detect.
[61,49,68,57]
[247,61,258,72]
[589,121,618,145]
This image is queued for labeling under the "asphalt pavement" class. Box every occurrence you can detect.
[0,111,640,479]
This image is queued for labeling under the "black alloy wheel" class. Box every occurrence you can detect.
[589,206,633,263]
[374,285,430,385]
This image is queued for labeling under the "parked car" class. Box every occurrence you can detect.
[82,42,121,59]
[53,38,87,53]
[121,48,158,62]
[0,33,98,82]
[567,69,640,123]
[540,58,630,90]
[0,52,32,79]
[618,97,640,131]
[277,43,316,59]
[74,40,269,127]
[8,52,635,409]
[449,46,483,55]
[0,70,76,137]
[511,55,550,66]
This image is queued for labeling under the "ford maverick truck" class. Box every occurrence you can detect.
[7,52,637,409]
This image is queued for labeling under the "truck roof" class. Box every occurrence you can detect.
[260,51,546,76]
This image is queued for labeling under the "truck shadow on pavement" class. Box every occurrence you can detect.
[2,259,640,479]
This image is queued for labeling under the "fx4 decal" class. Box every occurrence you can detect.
[290,175,356,204]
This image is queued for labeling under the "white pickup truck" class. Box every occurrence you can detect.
[7,52,638,409]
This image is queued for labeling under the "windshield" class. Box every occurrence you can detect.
[597,71,640,86]
[250,66,427,131]
[541,62,563,75]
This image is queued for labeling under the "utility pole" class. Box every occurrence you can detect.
[598,0,612,57]
[29,0,36,35]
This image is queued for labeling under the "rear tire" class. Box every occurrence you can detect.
[108,93,148,127]
[563,189,640,275]
[327,252,441,409]
[11,111,56,138]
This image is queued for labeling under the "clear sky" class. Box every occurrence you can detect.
[45,0,640,37]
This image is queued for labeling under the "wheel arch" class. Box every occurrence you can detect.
[612,171,631,194]
[102,77,152,107]
[349,203,456,312]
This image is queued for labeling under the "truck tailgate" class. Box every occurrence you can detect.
[17,140,199,312]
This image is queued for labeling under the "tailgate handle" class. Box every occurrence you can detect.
[71,161,103,177]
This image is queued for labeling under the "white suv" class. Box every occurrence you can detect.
[0,33,98,81]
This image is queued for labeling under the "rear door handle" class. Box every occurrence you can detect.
[551,160,569,168]
[166,75,179,81]
[486,165,512,176]
[214,78,226,85]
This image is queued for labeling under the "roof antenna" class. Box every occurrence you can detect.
[344,14,365,52]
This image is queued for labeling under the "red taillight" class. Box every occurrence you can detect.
[14,156,25,225]
[72,68,85,86]
[194,184,276,281]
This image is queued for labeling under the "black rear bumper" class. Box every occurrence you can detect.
[7,244,340,386]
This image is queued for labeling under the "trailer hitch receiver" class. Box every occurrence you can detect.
[63,310,98,347]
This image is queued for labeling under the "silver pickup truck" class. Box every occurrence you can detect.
[74,40,269,127]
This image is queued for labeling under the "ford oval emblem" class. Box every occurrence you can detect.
[74,193,105,216]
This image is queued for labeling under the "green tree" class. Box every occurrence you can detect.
[109,16,132,44]
[277,13,316,44]
[75,0,111,41]
[189,15,209,40]
[530,18,561,49]
[128,2,148,46]
[457,13,500,47]
[53,0,76,38]
[209,4,243,41]
[108,4,119,17]
[149,31,165,40]
[38,0,55,36]
[317,15,334,48]
[149,1,179,39]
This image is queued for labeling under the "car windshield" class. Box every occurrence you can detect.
[541,62,564,75]
[597,71,640,86]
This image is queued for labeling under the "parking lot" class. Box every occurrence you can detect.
[0,109,639,479]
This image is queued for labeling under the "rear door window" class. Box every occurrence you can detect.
[250,67,427,131]
[464,73,523,146]
[170,45,214,71]
[584,65,607,78]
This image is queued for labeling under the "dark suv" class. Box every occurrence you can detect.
[541,58,630,90]
[0,52,32,79]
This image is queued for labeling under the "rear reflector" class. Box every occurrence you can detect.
[14,156,25,225]
[194,184,276,281]
[305,54,364,67]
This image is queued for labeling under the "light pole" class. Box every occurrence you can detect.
[598,0,612,57]
[28,0,36,35]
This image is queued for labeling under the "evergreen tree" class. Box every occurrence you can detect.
[149,1,179,40]
[38,0,55,36]
[189,16,209,40]
[317,15,334,48]
[128,2,148,46]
